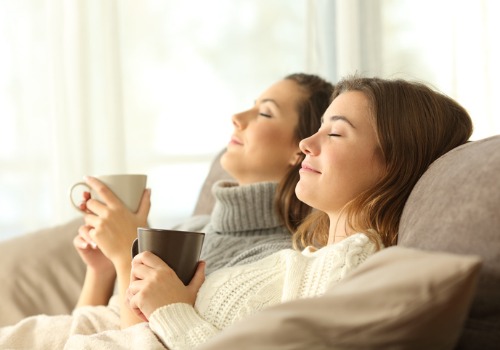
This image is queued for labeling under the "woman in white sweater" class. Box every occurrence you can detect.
[92,75,472,349]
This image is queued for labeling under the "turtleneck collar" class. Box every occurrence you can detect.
[209,180,283,234]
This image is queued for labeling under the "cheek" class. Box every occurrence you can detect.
[251,126,296,154]
[347,151,385,194]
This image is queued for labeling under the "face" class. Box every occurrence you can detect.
[220,79,304,185]
[295,91,385,215]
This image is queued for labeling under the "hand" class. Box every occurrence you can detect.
[73,224,115,276]
[126,251,206,320]
[82,176,151,267]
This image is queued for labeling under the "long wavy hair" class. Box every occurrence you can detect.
[293,76,473,249]
[274,73,334,232]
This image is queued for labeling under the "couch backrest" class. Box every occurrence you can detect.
[192,149,234,216]
[398,135,500,349]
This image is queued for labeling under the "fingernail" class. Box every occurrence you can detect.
[90,241,97,249]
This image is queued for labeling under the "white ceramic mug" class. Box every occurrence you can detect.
[69,174,147,213]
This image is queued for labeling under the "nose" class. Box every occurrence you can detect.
[231,109,252,129]
[299,134,316,155]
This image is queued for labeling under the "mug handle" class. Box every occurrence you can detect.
[69,182,91,212]
[131,238,139,258]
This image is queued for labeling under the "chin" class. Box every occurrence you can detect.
[294,182,308,203]
[296,181,319,208]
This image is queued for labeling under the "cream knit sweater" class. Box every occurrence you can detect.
[149,233,377,349]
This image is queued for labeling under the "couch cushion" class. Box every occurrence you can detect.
[192,149,233,216]
[398,135,500,348]
[199,246,481,350]
[0,217,85,326]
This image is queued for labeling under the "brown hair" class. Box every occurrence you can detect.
[274,73,334,232]
[293,76,473,249]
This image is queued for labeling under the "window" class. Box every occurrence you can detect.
[0,0,310,239]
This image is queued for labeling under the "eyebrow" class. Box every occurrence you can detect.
[256,98,280,108]
[321,115,356,128]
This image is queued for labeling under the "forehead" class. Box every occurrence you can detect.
[323,91,372,125]
[257,79,304,107]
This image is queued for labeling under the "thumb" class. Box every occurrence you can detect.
[188,261,206,292]
[137,188,151,217]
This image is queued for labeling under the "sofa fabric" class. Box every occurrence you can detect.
[0,217,85,326]
[199,246,481,350]
[398,135,500,349]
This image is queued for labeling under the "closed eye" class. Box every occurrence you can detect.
[328,133,341,137]
[259,113,272,118]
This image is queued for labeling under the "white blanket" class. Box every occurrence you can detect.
[0,296,166,349]
[64,323,166,350]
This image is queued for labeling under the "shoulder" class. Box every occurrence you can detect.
[313,233,378,270]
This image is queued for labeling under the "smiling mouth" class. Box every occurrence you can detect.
[300,163,321,174]
[229,136,243,146]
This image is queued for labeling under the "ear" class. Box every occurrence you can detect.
[289,149,303,166]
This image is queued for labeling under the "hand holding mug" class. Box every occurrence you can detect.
[69,174,147,213]
[128,251,206,320]
[69,174,150,265]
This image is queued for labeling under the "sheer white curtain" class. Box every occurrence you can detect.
[0,0,128,239]
[330,0,500,140]
[0,0,312,239]
[47,0,127,224]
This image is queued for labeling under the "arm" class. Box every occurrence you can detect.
[75,261,116,308]
[80,176,151,327]
[73,225,116,308]
[149,303,221,349]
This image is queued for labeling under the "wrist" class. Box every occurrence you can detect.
[87,265,117,282]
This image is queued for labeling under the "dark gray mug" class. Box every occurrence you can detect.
[131,227,205,285]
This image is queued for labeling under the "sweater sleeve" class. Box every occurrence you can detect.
[149,303,220,350]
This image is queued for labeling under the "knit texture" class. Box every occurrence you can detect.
[149,233,378,349]
[197,180,293,274]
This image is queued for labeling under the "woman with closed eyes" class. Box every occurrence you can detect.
[63,75,473,350]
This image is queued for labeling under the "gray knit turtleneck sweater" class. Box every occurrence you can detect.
[176,180,293,275]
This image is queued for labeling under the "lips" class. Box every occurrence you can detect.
[300,162,321,174]
[228,135,243,146]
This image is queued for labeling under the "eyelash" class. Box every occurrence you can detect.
[259,113,272,118]
[328,133,341,137]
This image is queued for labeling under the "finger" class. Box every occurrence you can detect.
[130,302,148,322]
[127,280,145,296]
[84,198,107,216]
[73,234,90,250]
[84,176,122,209]
[127,287,149,322]
[130,262,153,281]
[83,191,91,201]
[78,191,92,213]
[136,188,152,217]
[78,225,97,248]
[78,201,88,212]
[126,283,137,300]
[188,260,206,291]
[132,251,169,270]
[86,227,99,248]
[137,311,148,322]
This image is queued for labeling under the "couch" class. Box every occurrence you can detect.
[0,135,499,349]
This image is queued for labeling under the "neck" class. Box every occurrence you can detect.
[327,213,348,245]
